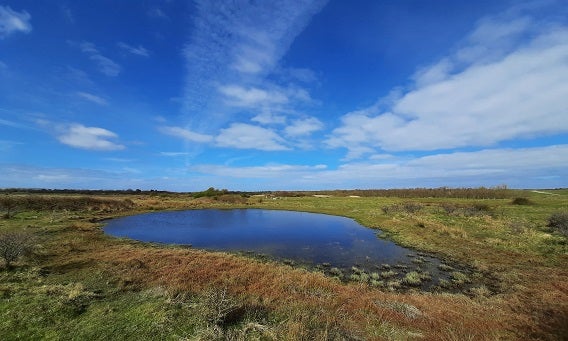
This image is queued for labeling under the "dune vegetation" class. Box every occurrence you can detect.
[0,188,566,340]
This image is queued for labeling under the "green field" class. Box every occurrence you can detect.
[1,189,567,340]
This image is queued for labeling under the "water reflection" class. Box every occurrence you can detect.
[104,209,470,291]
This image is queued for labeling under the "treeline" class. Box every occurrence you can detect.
[0,188,170,195]
[269,186,513,199]
[0,195,135,218]
[1,186,517,199]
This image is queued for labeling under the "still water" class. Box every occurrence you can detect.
[104,209,444,273]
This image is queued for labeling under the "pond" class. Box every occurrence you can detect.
[104,209,469,291]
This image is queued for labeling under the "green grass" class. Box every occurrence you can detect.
[0,190,566,339]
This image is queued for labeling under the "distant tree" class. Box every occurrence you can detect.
[193,187,228,199]
[0,231,34,269]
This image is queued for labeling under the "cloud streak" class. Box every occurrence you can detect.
[117,42,150,57]
[0,5,32,39]
[76,92,108,105]
[79,42,121,76]
[158,126,214,143]
[182,0,327,132]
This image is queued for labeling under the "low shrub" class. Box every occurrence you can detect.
[511,197,532,205]
[547,211,568,236]
[439,202,492,217]
[462,204,492,217]
[381,202,423,215]
[0,231,35,269]
[402,202,423,214]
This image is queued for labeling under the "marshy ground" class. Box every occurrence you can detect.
[0,189,567,340]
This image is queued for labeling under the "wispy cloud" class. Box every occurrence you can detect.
[0,140,23,151]
[158,126,214,143]
[0,5,32,39]
[252,111,287,125]
[147,7,168,20]
[192,163,327,179]
[79,42,121,76]
[117,42,150,57]
[215,123,289,151]
[0,164,144,189]
[57,124,125,151]
[76,91,108,105]
[285,117,324,137]
[160,118,324,152]
[327,13,568,158]
[182,0,327,132]
[218,85,288,108]
[160,152,189,157]
[59,5,74,23]
[161,122,291,152]
[0,118,27,129]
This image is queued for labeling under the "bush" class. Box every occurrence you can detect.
[462,204,492,217]
[381,202,423,215]
[0,231,35,269]
[511,197,532,205]
[547,211,568,236]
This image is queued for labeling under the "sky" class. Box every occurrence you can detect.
[0,0,567,191]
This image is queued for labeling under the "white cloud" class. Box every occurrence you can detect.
[160,152,189,157]
[190,145,568,189]
[328,17,568,158]
[216,123,289,151]
[76,92,108,105]
[218,85,288,108]
[285,117,324,136]
[251,111,287,125]
[192,163,327,178]
[0,6,32,39]
[160,123,292,152]
[159,126,213,143]
[117,42,149,57]
[58,124,125,151]
[407,145,568,174]
[79,42,121,76]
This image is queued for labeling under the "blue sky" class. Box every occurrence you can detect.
[0,0,567,191]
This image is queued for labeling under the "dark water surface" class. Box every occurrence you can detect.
[104,209,461,290]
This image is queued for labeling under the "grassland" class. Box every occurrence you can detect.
[0,189,566,340]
